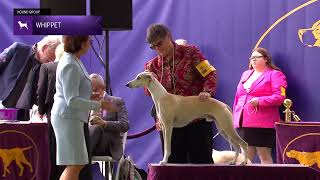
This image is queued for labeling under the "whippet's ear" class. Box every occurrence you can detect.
[147,74,153,82]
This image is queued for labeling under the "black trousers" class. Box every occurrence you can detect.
[167,120,214,163]
[151,105,214,163]
[48,112,92,180]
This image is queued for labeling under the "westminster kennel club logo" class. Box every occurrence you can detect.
[284,133,320,170]
[298,20,320,47]
[0,130,37,179]
[0,146,33,177]
[286,150,320,168]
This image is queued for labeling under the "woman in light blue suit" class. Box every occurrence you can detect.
[51,35,116,180]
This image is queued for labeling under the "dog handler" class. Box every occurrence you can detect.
[144,24,217,163]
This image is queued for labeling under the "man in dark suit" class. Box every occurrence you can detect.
[0,36,61,120]
[89,74,129,160]
[37,44,63,180]
[37,61,58,119]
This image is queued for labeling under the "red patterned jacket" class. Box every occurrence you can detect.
[144,43,217,96]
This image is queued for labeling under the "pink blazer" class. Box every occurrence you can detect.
[233,68,287,129]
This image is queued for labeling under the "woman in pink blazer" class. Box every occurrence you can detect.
[233,47,287,164]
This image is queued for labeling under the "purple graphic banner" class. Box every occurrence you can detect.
[0,123,49,180]
[275,122,320,172]
[13,16,103,35]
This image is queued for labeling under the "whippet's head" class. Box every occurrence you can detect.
[126,71,155,88]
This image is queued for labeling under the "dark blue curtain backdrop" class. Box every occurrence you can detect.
[1,0,319,170]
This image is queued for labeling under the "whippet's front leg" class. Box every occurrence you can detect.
[160,119,173,165]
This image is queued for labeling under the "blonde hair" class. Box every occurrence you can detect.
[37,35,61,50]
[54,44,65,62]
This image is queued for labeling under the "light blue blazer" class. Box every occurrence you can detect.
[51,52,100,121]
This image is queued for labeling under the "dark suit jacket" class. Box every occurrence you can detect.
[89,94,129,160]
[37,62,58,116]
[0,42,35,107]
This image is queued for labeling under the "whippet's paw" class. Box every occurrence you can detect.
[240,161,247,166]
[159,160,167,165]
[228,161,236,165]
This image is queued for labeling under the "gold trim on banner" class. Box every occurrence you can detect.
[282,133,320,165]
[276,122,320,127]
[0,130,39,179]
[254,0,318,49]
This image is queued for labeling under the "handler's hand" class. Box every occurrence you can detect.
[249,97,259,107]
[199,92,211,102]
[89,115,105,126]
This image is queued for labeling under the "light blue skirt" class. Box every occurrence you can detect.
[51,115,89,165]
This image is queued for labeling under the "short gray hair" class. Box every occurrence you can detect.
[89,73,105,87]
[146,24,171,44]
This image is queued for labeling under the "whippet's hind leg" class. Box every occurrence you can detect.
[228,130,248,165]
[228,138,241,165]
[218,129,240,165]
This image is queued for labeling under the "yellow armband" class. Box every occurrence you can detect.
[280,86,286,96]
[195,60,216,77]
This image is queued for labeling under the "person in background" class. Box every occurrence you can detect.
[152,38,188,150]
[89,73,129,160]
[51,35,117,180]
[37,43,65,179]
[37,43,65,120]
[174,39,188,46]
[233,47,287,164]
[144,24,217,164]
[0,36,61,120]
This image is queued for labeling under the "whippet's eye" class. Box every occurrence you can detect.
[137,77,140,80]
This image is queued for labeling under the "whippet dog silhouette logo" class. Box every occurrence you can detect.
[17,21,28,30]
[13,17,33,35]
[298,20,320,47]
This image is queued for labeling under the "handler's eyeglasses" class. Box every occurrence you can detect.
[249,56,264,61]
